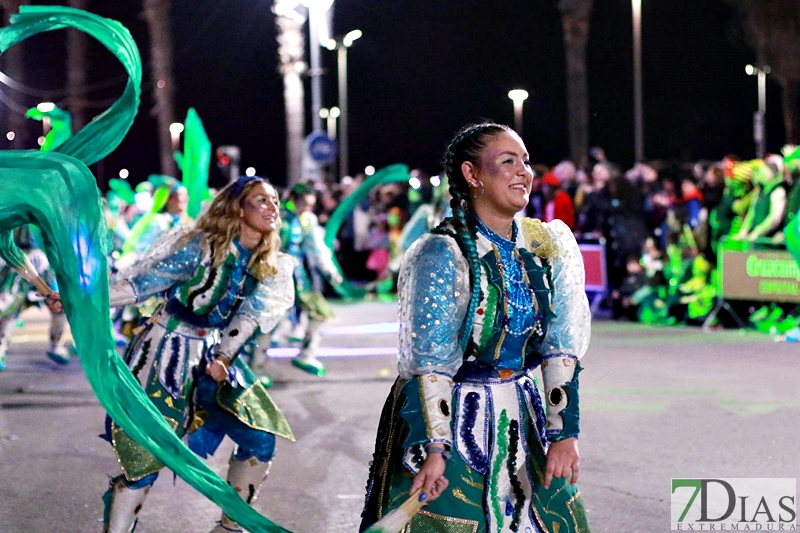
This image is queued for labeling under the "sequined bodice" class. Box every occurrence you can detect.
[472,218,543,371]
[165,240,255,328]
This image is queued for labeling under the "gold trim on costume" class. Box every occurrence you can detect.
[566,491,591,533]
[452,488,483,509]
[518,218,557,259]
[460,475,484,490]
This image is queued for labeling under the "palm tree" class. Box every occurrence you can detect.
[558,0,594,164]
[143,0,178,177]
[66,0,88,132]
[273,0,307,186]
[1,0,29,149]
[727,0,800,144]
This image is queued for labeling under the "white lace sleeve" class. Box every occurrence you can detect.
[540,220,591,359]
[397,234,470,379]
[113,227,204,303]
[300,212,339,280]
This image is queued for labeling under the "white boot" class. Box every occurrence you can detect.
[209,457,272,533]
[102,476,151,533]
[46,311,72,365]
[291,319,325,377]
[0,317,12,371]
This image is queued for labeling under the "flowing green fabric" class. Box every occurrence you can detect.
[0,7,140,166]
[180,107,211,218]
[26,105,73,151]
[323,164,411,298]
[0,7,288,532]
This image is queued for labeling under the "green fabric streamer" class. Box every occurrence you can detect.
[181,107,211,218]
[0,7,288,532]
[0,7,141,167]
[0,229,25,268]
[26,105,73,151]
[0,3,141,271]
[323,164,411,298]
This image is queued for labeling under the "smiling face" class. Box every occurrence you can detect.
[239,182,280,236]
[463,130,533,217]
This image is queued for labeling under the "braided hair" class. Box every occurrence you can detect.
[433,122,511,354]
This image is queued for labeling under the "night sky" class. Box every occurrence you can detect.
[1,0,788,189]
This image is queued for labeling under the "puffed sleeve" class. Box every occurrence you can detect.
[110,228,203,307]
[540,219,591,441]
[396,234,470,448]
[216,254,295,359]
[397,234,470,378]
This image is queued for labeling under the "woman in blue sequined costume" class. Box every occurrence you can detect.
[361,124,592,533]
[95,176,295,533]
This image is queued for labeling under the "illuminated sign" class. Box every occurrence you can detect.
[720,247,800,303]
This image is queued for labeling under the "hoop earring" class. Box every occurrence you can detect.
[472,180,485,199]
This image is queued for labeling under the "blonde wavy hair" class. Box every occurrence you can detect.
[181,178,281,281]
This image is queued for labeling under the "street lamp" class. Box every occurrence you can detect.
[746,63,770,159]
[37,101,56,135]
[169,122,184,153]
[632,0,644,162]
[325,28,362,180]
[319,107,339,140]
[508,89,529,135]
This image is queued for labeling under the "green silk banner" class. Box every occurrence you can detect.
[323,164,411,298]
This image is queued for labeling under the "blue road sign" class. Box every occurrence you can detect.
[306,131,337,165]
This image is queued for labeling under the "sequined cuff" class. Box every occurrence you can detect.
[418,372,455,446]
[542,354,581,441]
[217,315,259,361]
[109,279,138,307]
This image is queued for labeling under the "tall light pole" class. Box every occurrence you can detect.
[326,28,361,180]
[302,0,333,133]
[632,0,644,162]
[746,63,770,159]
[319,107,339,140]
[508,89,529,135]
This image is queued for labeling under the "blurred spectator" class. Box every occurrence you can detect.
[542,172,575,230]
[700,164,725,213]
[553,160,578,200]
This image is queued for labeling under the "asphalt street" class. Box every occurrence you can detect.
[0,301,798,533]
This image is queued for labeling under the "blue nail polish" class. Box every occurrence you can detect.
[418,493,428,502]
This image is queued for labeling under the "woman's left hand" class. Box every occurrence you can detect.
[544,437,579,489]
[205,357,230,383]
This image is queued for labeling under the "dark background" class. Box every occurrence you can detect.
[1,0,784,188]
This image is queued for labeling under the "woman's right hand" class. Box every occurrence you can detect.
[410,450,449,503]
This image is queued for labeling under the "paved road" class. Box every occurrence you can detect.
[0,302,798,533]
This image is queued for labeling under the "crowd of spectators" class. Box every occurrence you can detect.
[279,144,800,329]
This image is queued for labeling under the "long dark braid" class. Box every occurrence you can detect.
[432,122,511,354]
